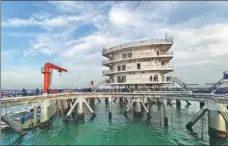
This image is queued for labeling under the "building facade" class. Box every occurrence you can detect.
[102,37,174,89]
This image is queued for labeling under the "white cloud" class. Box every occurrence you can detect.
[2,15,91,28]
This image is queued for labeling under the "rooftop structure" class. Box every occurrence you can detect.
[102,36,174,89]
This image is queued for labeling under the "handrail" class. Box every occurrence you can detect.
[102,39,173,55]
[102,51,173,64]
[102,64,174,74]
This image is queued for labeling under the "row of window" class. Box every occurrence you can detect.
[117,63,141,71]
[121,51,161,60]
[117,76,126,83]
[116,62,169,72]
[122,53,132,59]
[116,75,169,83]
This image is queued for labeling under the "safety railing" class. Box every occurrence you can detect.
[102,38,173,55]
[102,64,174,74]
[102,51,174,65]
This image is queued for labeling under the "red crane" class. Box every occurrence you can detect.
[41,62,67,95]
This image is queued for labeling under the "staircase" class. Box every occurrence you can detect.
[92,80,106,92]
[210,78,224,91]
[171,77,187,90]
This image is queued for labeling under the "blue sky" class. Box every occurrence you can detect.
[1,1,228,89]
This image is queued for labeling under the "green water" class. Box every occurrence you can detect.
[1,100,228,145]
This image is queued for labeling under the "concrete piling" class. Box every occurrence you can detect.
[119,97,123,104]
[162,99,168,127]
[40,100,51,127]
[105,97,108,105]
[134,98,142,116]
[76,99,84,120]
[176,100,181,109]
[109,97,112,119]
[34,105,38,125]
[208,103,227,138]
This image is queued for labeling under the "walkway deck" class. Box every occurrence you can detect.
[1,91,228,107]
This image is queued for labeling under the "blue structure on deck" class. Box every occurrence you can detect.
[212,71,228,95]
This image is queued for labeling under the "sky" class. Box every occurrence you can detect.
[1,1,228,89]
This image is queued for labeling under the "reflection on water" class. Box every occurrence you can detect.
[1,100,228,145]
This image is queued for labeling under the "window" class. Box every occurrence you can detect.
[154,74,158,82]
[150,76,153,82]
[157,51,159,56]
[122,54,127,59]
[137,63,141,69]
[122,76,126,82]
[122,65,126,71]
[161,62,164,65]
[128,53,132,58]
[117,66,121,71]
[117,76,122,83]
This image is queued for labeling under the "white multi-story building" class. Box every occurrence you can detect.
[102,37,174,89]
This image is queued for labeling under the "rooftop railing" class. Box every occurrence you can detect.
[102,38,173,55]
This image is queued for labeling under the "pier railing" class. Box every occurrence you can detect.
[1,87,218,98]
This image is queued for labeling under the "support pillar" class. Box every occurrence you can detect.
[167,99,172,106]
[60,100,65,116]
[157,98,162,104]
[119,97,123,104]
[34,105,38,125]
[63,100,69,113]
[109,97,112,119]
[67,99,71,111]
[143,97,148,107]
[76,98,84,120]
[40,99,51,127]
[176,99,181,109]
[134,98,142,116]
[162,99,168,127]
[105,97,108,105]
[207,101,227,138]
[141,98,151,119]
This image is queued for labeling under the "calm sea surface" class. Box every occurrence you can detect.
[1,100,228,145]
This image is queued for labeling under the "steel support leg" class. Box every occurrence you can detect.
[66,99,78,117]
[124,99,135,115]
[141,100,151,119]
[83,98,96,117]
[186,106,208,132]
[113,97,117,103]
[185,100,191,105]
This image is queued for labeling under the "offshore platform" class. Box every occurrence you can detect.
[1,37,228,141]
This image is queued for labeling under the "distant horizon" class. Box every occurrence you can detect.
[2,1,228,89]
